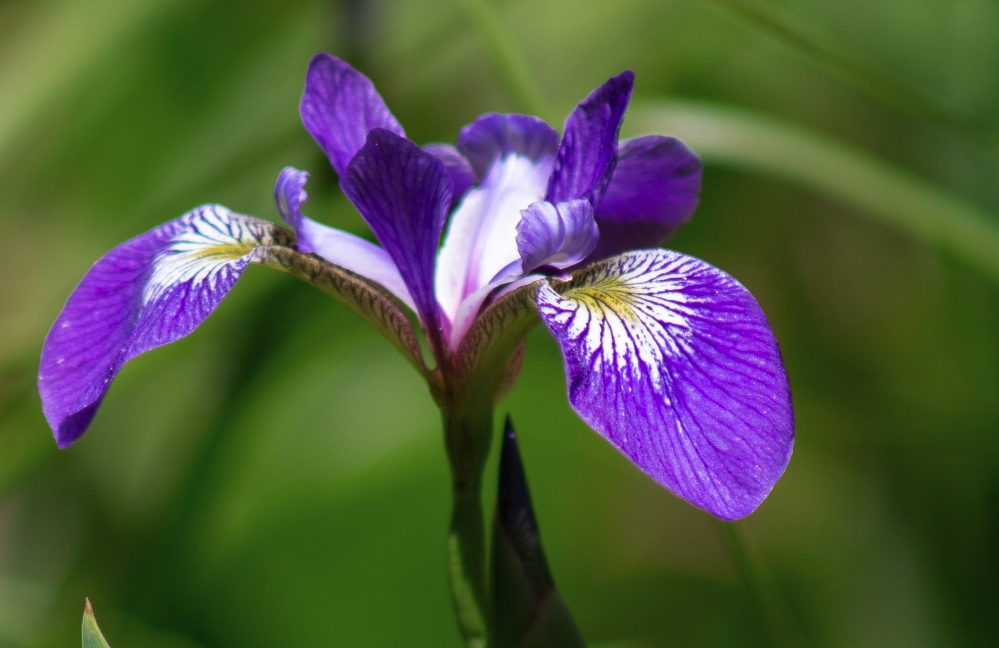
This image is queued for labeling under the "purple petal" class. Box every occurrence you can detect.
[38,206,278,448]
[517,200,599,273]
[273,167,415,310]
[275,166,309,232]
[546,71,634,205]
[587,136,702,261]
[424,143,475,210]
[537,250,794,520]
[340,128,451,334]
[300,53,405,177]
[457,114,559,180]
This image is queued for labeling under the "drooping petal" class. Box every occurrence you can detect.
[537,250,794,520]
[300,53,404,177]
[340,128,451,333]
[546,71,634,205]
[424,143,475,209]
[516,199,599,273]
[457,113,559,180]
[274,167,415,310]
[587,135,702,261]
[39,206,281,448]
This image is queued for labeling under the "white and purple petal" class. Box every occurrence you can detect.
[38,206,279,448]
[588,136,702,261]
[546,71,634,205]
[435,149,553,329]
[537,250,793,520]
[274,167,415,310]
[456,113,559,180]
[340,128,451,334]
[300,53,405,177]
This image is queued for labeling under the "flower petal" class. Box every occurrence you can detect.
[517,199,599,273]
[300,53,404,177]
[546,71,634,205]
[435,151,551,329]
[38,206,280,448]
[340,128,451,334]
[424,143,475,209]
[537,250,794,520]
[587,136,702,261]
[274,167,415,311]
[457,113,559,180]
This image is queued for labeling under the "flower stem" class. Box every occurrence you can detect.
[717,520,808,648]
[443,402,495,648]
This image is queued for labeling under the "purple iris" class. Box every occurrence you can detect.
[38,53,793,521]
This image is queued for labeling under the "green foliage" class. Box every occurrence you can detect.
[82,602,111,648]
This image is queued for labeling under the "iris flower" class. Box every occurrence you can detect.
[39,53,793,524]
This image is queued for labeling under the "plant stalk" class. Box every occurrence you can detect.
[443,400,495,648]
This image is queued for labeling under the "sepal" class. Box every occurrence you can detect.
[38,206,287,447]
[492,417,586,648]
[537,250,794,520]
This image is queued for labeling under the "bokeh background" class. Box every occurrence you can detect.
[2,0,998,646]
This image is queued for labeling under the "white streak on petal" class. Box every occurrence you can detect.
[537,250,794,520]
[435,154,552,325]
[144,206,273,304]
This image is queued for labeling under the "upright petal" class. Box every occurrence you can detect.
[546,71,634,205]
[39,206,281,447]
[300,53,404,177]
[340,129,451,333]
[457,113,559,180]
[274,167,415,311]
[537,250,794,520]
[435,115,556,332]
[516,199,599,273]
[424,143,475,209]
[588,136,702,261]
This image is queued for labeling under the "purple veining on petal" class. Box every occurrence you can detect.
[38,206,276,448]
[424,143,475,210]
[273,167,415,309]
[340,128,451,335]
[457,113,559,180]
[587,135,702,262]
[300,53,405,177]
[546,71,634,205]
[537,249,794,520]
[517,200,599,273]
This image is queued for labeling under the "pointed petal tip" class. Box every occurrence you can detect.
[301,53,404,177]
[85,598,93,615]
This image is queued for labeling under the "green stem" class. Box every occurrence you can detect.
[717,520,808,648]
[443,402,495,648]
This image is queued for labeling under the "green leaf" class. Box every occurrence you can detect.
[492,417,585,648]
[82,600,112,648]
[627,100,999,283]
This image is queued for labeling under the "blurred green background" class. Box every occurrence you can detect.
[2,0,998,646]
